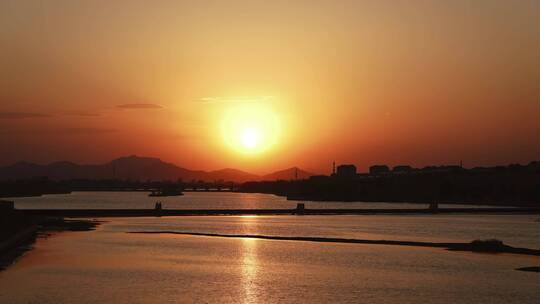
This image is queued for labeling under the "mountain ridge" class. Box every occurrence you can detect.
[0,155,316,183]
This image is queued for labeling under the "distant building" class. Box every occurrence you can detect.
[369,165,389,175]
[393,165,413,173]
[336,164,357,177]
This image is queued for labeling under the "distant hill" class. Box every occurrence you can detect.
[205,168,260,183]
[262,167,315,181]
[0,155,314,183]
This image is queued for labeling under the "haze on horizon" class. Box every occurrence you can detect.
[1,0,539,174]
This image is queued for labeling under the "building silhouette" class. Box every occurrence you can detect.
[336,164,357,177]
[370,165,390,175]
[393,165,413,174]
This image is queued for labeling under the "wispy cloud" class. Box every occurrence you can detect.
[197,96,274,103]
[63,127,117,134]
[0,112,51,119]
[116,103,163,110]
[64,111,101,117]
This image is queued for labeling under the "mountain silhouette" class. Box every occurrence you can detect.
[0,155,315,183]
[204,168,260,183]
[262,167,315,181]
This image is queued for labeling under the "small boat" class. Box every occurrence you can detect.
[148,188,184,197]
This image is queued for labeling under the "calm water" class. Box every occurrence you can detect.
[1,193,538,303]
[10,191,501,210]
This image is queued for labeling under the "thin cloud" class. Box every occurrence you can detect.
[64,111,101,117]
[197,96,274,103]
[64,127,117,134]
[0,112,51,119]
[116,103,163,109]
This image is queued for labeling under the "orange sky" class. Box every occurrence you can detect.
[1,0,539,174]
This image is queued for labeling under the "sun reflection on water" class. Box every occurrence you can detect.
[241,237,259,303]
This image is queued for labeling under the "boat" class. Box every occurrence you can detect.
[148,188,184,197]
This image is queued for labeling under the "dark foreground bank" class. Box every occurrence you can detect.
[0,218,100,271]
[1,201,100,271]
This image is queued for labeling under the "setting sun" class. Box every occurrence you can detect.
[220,103,281,155]
[240,128,259,149]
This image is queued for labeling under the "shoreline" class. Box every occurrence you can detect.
[0,225,38,271]
[0,217,100,272]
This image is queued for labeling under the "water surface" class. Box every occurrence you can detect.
[2,192,538,303]
[0,214,538,303]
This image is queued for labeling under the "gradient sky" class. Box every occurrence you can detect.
[1,0,539,173]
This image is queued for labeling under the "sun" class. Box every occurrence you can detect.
[220,103,281,154]
[240,128,259,149]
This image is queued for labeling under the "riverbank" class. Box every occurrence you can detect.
[0,200,39,271]
[0,225,38,271]
[0,201,100,271]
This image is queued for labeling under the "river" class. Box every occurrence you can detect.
[0,192,538,303]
